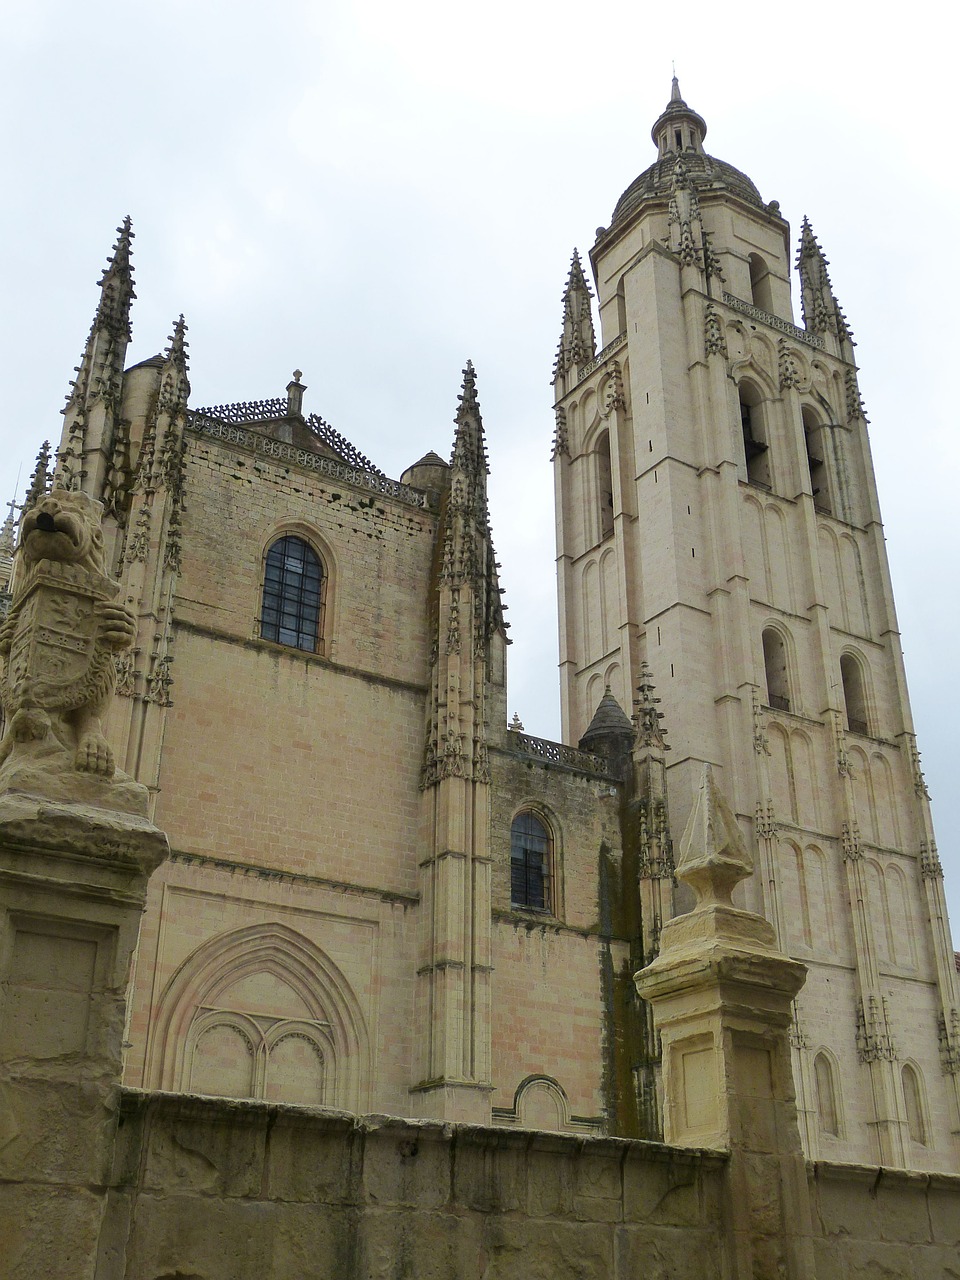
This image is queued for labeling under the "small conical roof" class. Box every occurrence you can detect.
[410,450,449,469]
[580,686,634,747]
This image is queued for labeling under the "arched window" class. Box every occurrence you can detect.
[762,627,791,712]
[597,431,614,541]
[739,383,770,488]
[802,407,831,514]
[511,811,552,912]
[748,253,774,313]
[840,652,868,736]
[261,535,324,652]
[902,1064,927,1145]
[814,1052,840,1137]
[615,277,627,336]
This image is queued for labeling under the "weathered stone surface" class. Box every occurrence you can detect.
[480,1217,613,1280]
[928,1179,960,1245]
[263,1106,363,1204]
[0,1182,103,1280]
[616,1222,724,1279]
[361,1119,452,1209]
[358,1207,483,1280]
[140,1100,269,1198]
[119,1192,284,1279]
[0,1078,118,1186]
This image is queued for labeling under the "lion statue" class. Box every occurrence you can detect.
[0,488,141,805]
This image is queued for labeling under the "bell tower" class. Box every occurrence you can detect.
[553,81,960,1168]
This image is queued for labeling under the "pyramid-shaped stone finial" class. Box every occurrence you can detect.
[676,764,753,911]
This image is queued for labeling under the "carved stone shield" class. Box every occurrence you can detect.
[4,558,116,714]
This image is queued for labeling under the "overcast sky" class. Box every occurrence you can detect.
[2,1,958,944]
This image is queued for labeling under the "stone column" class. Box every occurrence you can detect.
[635,766,817,1280]
[0,486,168,1278]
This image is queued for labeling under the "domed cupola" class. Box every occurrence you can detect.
[607,79,765,232]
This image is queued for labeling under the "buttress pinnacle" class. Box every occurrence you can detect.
[451,360,489,480]
[553,250,597,382]
[95,216,136,341]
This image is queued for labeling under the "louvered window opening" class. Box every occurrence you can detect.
[261,536,323,652]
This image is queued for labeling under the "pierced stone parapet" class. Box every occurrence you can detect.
[188,413,427,509]
[576,332,627,384]
[506,729,611,777]
[722,292,825,350]
[192,403,382,475]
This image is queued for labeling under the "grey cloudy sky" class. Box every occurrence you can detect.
[2,1,958,943]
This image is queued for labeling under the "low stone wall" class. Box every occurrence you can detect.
[809,1160,960,1279]
[99,1090,728,1279]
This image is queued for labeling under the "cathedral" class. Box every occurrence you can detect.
[4,79,959,1182]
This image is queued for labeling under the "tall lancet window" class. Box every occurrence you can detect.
[840,653,868,736]
[739,383,770,489]
[261,535,324,653]
[511,812,552,912]
[802,407,831,514]
[762,627,791,712]
[597,431,614,541]
[748,253,774,313]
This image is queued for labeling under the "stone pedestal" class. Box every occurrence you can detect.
[0,794,167,1279]
[636,767,817,1279]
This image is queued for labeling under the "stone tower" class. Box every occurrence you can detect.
[553,80,960,1168]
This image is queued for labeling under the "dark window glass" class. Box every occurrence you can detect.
[261,536,323,652]
[511,812,552,911]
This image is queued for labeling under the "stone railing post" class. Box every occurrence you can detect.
[635,765,817,1279]
[0,487,168,1278]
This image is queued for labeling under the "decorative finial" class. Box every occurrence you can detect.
[510,712,524,733]
[676,765,753,910]
[286,368,306,417]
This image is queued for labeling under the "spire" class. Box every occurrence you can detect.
[450,360,488,486]
[0,496,17,558]
[25,441,52,508]
[651,78,707,159]
[66,217,136,411]
[796,217,853,348]
[157,315,191,416]
[57,219,137,494]
[443,362,505,640]
[553,250,597,383]
[94,216,136,342]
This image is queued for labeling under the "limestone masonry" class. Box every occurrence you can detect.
[0,81,958,1278]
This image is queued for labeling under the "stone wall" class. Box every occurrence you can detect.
[73,1091,960,1280]
[97,1091,728,1280]
[809,1161,960,1279]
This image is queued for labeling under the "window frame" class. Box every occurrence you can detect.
[259,533,327,655]
[510,810,555,914]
